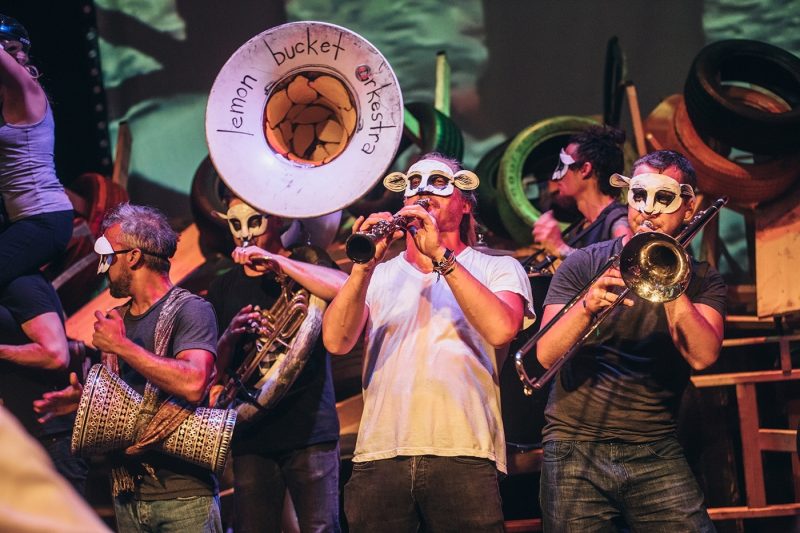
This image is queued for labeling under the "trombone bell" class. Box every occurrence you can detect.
[619,232,691,303]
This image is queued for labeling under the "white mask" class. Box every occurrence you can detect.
[217,203,269,242]
[551,148,577,181]
[383,159,480,198]
[93,234,168,274]
[610,172,694,215]
[94,234,117,274]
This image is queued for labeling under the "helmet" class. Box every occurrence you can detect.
[0,15,31,53]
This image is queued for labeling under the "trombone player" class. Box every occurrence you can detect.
[537,150,725,531]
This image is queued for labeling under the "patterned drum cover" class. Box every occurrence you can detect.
[71,364,236,476]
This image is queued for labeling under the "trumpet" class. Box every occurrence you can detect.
[345,198,430,263]
[514,197,728,395]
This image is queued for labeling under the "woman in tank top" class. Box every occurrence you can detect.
[0,15,73,289]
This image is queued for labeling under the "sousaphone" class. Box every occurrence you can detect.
[205,21,403,421]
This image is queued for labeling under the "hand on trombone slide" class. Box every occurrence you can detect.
[582,267,634,317]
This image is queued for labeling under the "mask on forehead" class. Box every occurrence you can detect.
[216,203,269,242]
[610,172,695,215]
[382,159,480,198]
[551,148,577,181]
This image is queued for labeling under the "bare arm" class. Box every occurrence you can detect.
[322,265,371,355]
[92,310,215,404]
[0,312,68,370]
[322,212,399,355]
[537,268,632,369]
[443,265,525,347]
[0,45,46,124]
[664,298,723,370]
[532,211,568,258]
[233,246,347,301]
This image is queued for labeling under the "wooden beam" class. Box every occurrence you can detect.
[692,369,800,388]
[625,83,646,156]
[111,121,132,190]
[708,503,800,520]
[504,518,542,532]
[737,382,767,507]
[758,429,798,452]
[722,334,800,348]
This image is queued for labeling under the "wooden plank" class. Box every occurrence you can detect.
[737,383,767,507]
[692,369,800,388]
[758,429,798,452]
[506,504,800,526]
[65,224,206,345]
[625,83,646,157]
[504,518,542,532]
[708,503,800,520]
[722,334,800,348]
[506,447,544,476]
[788,400,800,500]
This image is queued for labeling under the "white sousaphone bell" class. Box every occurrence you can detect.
[71,364,237,476]
[204,22,404,422]
[205,20,404,220]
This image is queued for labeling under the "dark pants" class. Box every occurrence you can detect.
[345,455,505,533]
[540,438,715,532]
[0,209,73,288]
[39,431,89,495]
[233,441,341,533]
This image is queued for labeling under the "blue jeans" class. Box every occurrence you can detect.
[540,438,715,532]
[233,441,341,533]
[345,455,504,533]
[113,493,222,533]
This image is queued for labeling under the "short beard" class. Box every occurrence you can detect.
[108,269,132,298]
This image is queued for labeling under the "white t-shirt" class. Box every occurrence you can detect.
[355,247,534,473]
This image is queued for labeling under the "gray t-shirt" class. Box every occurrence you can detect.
[542,238,726,443]
[0,103,73,221]
[118,288,219,500]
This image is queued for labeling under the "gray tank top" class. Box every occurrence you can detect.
[0,102,73,222]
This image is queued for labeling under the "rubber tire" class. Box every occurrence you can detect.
[405,102,465,160]
[684,39,800,155]
[644,94,800,207]
[190,156,234,257]
[474,139,512,238]
[498,116,602,243]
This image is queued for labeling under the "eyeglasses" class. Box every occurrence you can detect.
[97,248,134,274]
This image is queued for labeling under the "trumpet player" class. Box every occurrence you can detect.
[206,192,346,533]
[531,125,631,264]
[537,150,726,532]
[323,153,534,532]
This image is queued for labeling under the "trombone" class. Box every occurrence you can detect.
[520,217,585,275]
[514,197,728,395]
